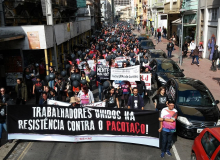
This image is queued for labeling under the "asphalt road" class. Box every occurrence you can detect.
[5,89,194,160]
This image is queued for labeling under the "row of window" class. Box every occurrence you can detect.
[208,8,218,21]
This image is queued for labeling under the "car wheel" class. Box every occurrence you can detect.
[191,153,196,160]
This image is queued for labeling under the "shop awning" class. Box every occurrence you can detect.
[0,34,25,42]
[172,18,182,25]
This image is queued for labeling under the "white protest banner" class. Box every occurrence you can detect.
[110,65,140,81]
[81,102,105,107]
[78,61,86,70]
[47,100,70,106]
[112,73,151,90]
[115,56,131,67]
[97,59,106,65]
[87,60,95,70]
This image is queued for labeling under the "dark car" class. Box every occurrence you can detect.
[137,36,149,42]
[139,40,155,50]
[147,49,167,59]
[149,58,184,88]
[165,77,220,139]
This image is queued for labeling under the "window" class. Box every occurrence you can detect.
[208,8,218,21]
[139,0,141,3]
[201,132,220,158]
[215,151,220,160]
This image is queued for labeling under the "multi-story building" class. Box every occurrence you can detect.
[181,0,198,43]
[164,0,182,39]
[114,0,133,23]
[147,0,167,32]
[0,0,97,88]
[100,0,114,24]
[196,0,220,59]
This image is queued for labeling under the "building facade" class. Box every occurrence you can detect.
[196,0,220,59]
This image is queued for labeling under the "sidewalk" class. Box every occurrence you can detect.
[133,29,220,107]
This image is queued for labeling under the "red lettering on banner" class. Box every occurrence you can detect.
[141,124,145,134]
[130,123,135,133]
[135,122,140,134]
[106,121,111,130]
[121,122,125,132]
[126,122,130,132]
[117,121,121,131]
[112,121,116,131]
[145,75,148,81]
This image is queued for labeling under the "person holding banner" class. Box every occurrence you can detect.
[128,87,144,110]
[77,85,94,105]
[152,86,168,111]
[69,97,80,107]
[39,92,48,105]
[104,86,119,108]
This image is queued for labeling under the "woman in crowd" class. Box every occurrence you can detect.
[152,86,168,111]
[77,85,94,105]
[104,86,119,108]
[120,81,132,108]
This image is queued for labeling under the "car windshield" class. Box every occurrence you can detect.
[141,41,154,47]
[151,53,164,58]
[177,90,214,107]
[157,62,180,72]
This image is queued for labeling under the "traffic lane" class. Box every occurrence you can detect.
[21,141,176,160]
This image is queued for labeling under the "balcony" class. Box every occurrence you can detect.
[182,0,198,11]
[164,0,181,14]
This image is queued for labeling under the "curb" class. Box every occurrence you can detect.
[0,140,19,159]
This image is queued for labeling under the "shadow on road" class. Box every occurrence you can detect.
[212,77,220,86]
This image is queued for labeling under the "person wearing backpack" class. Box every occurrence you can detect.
[127,87,144,110]
[104,86,119,108]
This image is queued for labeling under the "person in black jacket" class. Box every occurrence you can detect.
[128,87,144,110]
[39,92,48,105]
[211,45,219,71]
[152,86,168,111]
[104,86,119,108]
[49,89,58,100]
[167,40,174,58]
[0,99,6,147]
[135,76,147,98]
[55,78,67,101]
[182,41,188,57]
[0,88,10,106]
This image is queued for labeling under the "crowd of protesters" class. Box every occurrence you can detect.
[0,22,178,158]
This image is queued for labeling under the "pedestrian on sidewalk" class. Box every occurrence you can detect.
[15,78,27,105]
[190,40,196,57]
[182,41,188,57]
[157,27,162,43]
[198,42,204,59]
[167,40,174,58]
[211,45,219,71]
[191,46,200,66]
[158,100,178,158]
[151,25,154,36]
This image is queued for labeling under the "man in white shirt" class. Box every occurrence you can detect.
[190,40,196,56]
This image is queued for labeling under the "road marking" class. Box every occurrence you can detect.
[172,144,181,160]
[17,142,33,160]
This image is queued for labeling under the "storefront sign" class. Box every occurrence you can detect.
[27,31,40,49]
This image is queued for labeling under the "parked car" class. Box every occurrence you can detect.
[191,127,220,160]
[165,77,220,139]
[137,36,149,42]
[149,58,184,88]
[147,49,167,61]
[139,40,155,50]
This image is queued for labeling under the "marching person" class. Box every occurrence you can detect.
[77,85,94,105]
[152,86,168,111]
[158,100,178,158]
[49,89,58,100]
[0,88,10,106]
[69,97,80,107]
[0,99,7,147]
[211,45,219,71]
[39,92,48,105]
[33,76,45,104]
[120,81,132,108]
[135,76,147,98]
[127,87,144,110]
[104,86,120,108]
[15,78,27,105]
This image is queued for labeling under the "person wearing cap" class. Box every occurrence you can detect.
[211,45,219,71]
[69,97,80,107]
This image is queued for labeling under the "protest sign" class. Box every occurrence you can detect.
[96,64,110,80]
[7,106,159,147]
[87,60,95,70]
[97,59,106,65]
[114,56,131,67]
[112,73,151,90]
[78,61,86,70]
[110,65,140,81]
